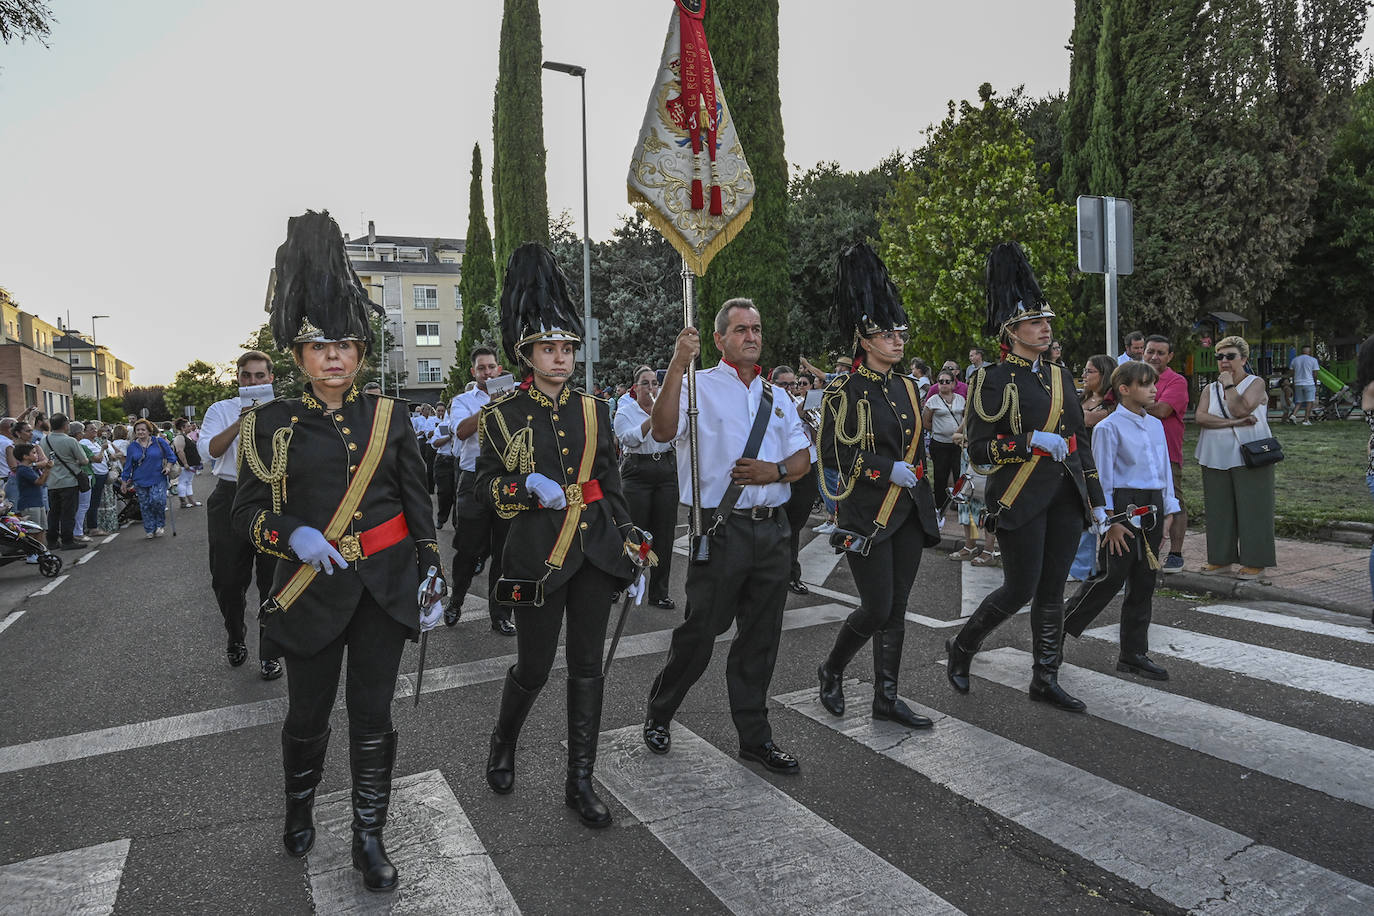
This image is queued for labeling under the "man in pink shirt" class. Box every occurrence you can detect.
[1144,335,1188,571]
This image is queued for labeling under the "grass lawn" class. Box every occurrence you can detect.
[1180,415,1372,537]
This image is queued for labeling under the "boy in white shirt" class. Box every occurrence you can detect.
[1064,361,1180,680]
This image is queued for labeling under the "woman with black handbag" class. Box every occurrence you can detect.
[1194,335,1277,580]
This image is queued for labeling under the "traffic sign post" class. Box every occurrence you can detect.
[1076,195,1134,358]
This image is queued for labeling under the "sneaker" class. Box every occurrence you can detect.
[154,527,165,537]
[812,520,836,535]
[1301,420,1312,426]
[25,555,38,564]
[1162,554,1185,573]
[145,532,155,539]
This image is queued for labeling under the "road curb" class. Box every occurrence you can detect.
[1160,571,1368,617]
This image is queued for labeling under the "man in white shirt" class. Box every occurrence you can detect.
[614,365,677,608]
[1289,345,1320,425]
[443,347,516,635]
[643,299,811,774]
[1117,330,1145,364]
[412,404,438,493]
[201,351,283,680]
[428,408,459,531]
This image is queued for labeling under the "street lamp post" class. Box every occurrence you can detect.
[542,60,594,392]
[91,315,110,423]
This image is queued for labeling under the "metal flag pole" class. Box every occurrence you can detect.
[681,256,702,539]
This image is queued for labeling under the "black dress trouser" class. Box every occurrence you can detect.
[620,454,677,603]
[450,470,512,624]
[1063,486,1164,656]
[207,478,278,661]
[972,473,1084,619]
[646,511,791,748]
[434,454,457,526]
[843,509,925,637]
[929,440,961,513]
[48,484,79,546]
[785,464,819,582]
[511,564,618,688]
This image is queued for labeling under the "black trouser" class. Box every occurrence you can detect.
[282,590,410,737]
[511,564,617,688]
[48,485,79,545]
[451,470,511,624]
[1064,487,1164,656]
[434,454,457,526]
[207,478,278,661]
[646,511,790,748]
[620,453,677,603]
[930,440,961,513]
[420,439,436,493]
[843,511,925,637]
[785,464,819,583]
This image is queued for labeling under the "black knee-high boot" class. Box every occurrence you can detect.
[486,667,541,794]
[817,622,869,716]
[564,676,611,829]
[350,730,398,892]
[282,728,330,857]
[1028,602,1086,712]
[871,630,933,728]
[945,602,1014,693]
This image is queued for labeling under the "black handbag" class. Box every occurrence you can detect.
[828,527,872,556]
[53,449,91,493]
[1213,381,1284,469]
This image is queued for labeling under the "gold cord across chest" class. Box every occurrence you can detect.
[239,409,294,514]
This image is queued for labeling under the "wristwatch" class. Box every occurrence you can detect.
[775,461,789,482]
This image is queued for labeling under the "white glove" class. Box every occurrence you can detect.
[526,473,567,509]
[419,599,445,632]
[889,461,918,488]
[289,527,348,575]
[1030,430,1069,462]
[1090,506,1110,536]
[626,573,647,607]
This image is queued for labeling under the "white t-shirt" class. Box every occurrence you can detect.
[0,434,12,478]
[201,397,244,481]
[1195,375,1271,470]
[613,397,673,455]
[1290,353,1318,387]
[448,389,490,472]
[925,392,966,443]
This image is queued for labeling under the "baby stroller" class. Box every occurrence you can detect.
[1312,367,1358,421]
[116,483,143,527]
[0,504,63,578]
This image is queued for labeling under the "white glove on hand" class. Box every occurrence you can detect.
[889,461,918,488]
[1090,506,1110,536]
[526,473,567,509]
[289,527,348,575]
[626,573,647,607]
[1030,430,1069,462]
[419,599,445,632]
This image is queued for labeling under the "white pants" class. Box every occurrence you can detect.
[75,486,92,536]
[178,468,196,501]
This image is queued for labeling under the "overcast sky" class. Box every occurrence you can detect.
[2,1,1370,385]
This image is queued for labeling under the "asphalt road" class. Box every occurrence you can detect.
[1,486,1371,915]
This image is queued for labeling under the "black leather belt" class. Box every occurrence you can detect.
[701,505,779,520]
[628,450,674,461]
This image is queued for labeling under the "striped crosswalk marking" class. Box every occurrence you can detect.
[595,724,962,915]
[1193,603,1374,645]
[309,770,518,914]
[0,838,129,915]
[975,647,1374,809]
[775,685,1374,914]
[1083,624,1374,706]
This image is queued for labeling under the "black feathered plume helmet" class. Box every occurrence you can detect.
[835,242,908,364]
[499,243,583,374]
[984,241,1055,343]
[267,210,382,352]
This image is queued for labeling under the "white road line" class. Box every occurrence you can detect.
[1193,603,1374,645]
[797,530,845,586]
[961,561,1028,618]
[29,575,68,597]
[102,533,118,545]
[596,725,961,916]
[976,648,1374,809]
[0,603,853,775]
[76,550,98,565]
[0,611,24,636]
[776,685,1374,914]
[310,770,519,914]
[1083,624,1374,706]
[0,837,130,915]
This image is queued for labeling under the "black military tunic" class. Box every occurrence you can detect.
[232,386,441,657]
[476,384,636,594]
[819,363,941,548]
[965,352,1105,529]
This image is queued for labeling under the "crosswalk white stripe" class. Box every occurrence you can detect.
[975,647,1374,809]
[0,610,24,636]
[0,838,130,915]
[29,574,67,597]
[0,603,853,775]
[595,725,961,916]
[310,770,519,914]
[1083,624,1374,706]
[76,549,98,565]
[776,685,1374,914]
[1193,603,1374,645]
[797,528,845,585]
[961,560,1028,618]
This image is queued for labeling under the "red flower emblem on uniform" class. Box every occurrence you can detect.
[268,530,279,544]
[867,469,882,480]
[512,586,522,601]
[507,482,519,495]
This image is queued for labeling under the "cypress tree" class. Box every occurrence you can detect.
[1059,0,1101,202]
[492,0,549,273]
[448,144,499,395]
[697,0,790,367]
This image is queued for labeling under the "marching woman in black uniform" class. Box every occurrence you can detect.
[478,244,639,828]
[815,244,942,728]
[234,212,447,892]
[945,242,1106,711]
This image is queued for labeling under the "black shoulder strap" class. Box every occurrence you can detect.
[709,382,775,531]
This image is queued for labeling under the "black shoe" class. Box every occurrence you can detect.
[1028,677,1087,712]
[565,676,612,829]
[1117,653,1169,681]
[491,619,516,636]
[651,597,675,610]
[350,731,398,892]
[282,728,329,857]
[818,623,867,715]
[610,591,621,603]
[1029,601,1084,712]
[642,718,671,755]
[58,541,86,551]
[486,668,541,795]
[260,659,284,681]
[443,601,462,627]
[788,579,810,595]
[227,642,248,667]
[739,741,800,774]
[945,637,971,693]
[871,629,933,728]
[817,663,846,716]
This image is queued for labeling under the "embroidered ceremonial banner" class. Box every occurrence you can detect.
[627,0,754,276]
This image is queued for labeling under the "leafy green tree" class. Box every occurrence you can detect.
[697,0,790,367]
[120,387,168,421]
[240,325,305,398]
[163,360,235,421]
[492,0,549,272]
[880,84,1078,366]
[449,143,499,397]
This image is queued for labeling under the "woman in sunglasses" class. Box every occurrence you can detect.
[1194,336,1275,579]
